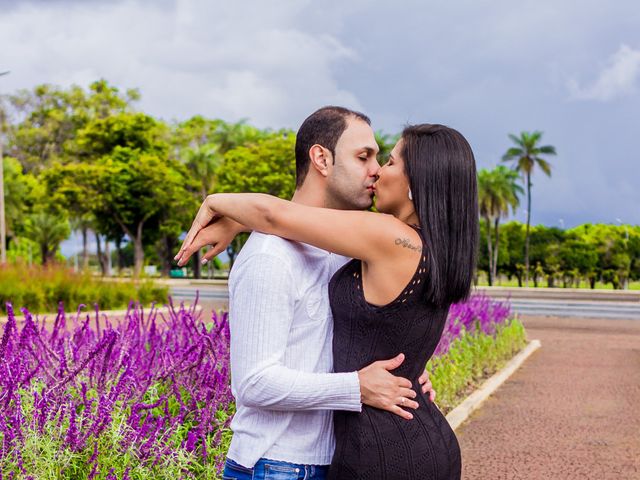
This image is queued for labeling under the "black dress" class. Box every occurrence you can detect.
[327,230,462,480]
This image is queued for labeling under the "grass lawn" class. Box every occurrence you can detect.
[476,275,640,290]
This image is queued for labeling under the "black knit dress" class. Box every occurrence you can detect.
[327,231,461,480]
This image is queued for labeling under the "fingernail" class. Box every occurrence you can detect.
[201,258,208,265]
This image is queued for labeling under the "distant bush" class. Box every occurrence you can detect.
[0,264,168,314]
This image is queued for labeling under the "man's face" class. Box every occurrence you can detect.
[325,117,380,210]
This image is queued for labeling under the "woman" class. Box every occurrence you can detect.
[176,124,478,479]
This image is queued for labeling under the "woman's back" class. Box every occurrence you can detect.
[327,233,461,480]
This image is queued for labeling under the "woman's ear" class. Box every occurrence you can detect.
[309,144,330,177]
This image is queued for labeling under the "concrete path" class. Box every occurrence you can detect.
[455,316,640,479]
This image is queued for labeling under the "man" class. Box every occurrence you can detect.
[176,107,436,480]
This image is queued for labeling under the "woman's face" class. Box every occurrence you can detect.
[373,138,413,215]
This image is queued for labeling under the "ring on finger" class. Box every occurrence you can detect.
[400,397,406,405]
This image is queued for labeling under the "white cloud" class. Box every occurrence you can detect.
[568,44,640,101]
[0,0,362,128]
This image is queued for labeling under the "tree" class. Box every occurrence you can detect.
[92,148,198,277]
[502,131,556,286]
[558,233,598,288]
[375,131,399,165]
[2,156,38,240]
[24,212,70,265]
[5,80,138,173]
[500,221,526,286]
[478,166,522,285]
[529,225,564,287]
[214,132,296,265]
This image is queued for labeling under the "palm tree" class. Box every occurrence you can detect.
[24,212,70,265]
[478,166,522,285]
[502,131,556,286]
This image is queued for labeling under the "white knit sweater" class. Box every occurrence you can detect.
[227,232,362,468]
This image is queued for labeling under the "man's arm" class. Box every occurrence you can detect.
[229,251,425,419]
[229,251,362,412]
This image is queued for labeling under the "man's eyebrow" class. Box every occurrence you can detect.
[358,146,379,155]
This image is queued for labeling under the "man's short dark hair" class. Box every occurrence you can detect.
[295,106,371,188]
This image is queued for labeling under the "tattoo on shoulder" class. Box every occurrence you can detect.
[395,238,421,252]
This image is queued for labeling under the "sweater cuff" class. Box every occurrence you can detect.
[341,371,362,412]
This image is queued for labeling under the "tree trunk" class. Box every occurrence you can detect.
[104,240,111,276]
[524,171,532,287]
[193,250,202,279]
[133,222,145,278]
[115,237,124,272]
[492,217,501,283]
[41,244,49,266]
[95,232,107,275]
[159,235,173,277]
[81,226,89,269]
[485,216,493,286]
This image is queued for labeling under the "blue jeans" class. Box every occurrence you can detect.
[223,458,328,480]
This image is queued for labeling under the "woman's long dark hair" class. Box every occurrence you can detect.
[402,124,479,307]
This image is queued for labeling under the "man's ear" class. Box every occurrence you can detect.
[309,144,330,177]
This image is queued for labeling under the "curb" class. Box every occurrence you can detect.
[445,339,541,431]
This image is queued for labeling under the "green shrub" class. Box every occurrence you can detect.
[426,318,528,413]
[0,264,169,314]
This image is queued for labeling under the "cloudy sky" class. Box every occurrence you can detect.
[2,0,639,232]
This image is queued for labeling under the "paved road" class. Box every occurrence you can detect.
[508,299,640,320]
[170,285,640,320]
[456,316,640,479]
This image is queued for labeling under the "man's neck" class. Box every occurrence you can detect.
[290,184,326,208]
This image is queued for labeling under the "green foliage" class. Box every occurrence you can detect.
[1,156,39,237]
[214,132,296,198]
[214,132,296,264]
[0,264,168,314]
[4,384,232,480]
[478,221,640,289]
[374,130,399,164]
[23,212,71,265]
[5,80,137,174]
[426,318,528,413]
[76,112,167,159]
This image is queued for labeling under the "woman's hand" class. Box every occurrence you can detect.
[175,216,248,267]
[174,195,219,266]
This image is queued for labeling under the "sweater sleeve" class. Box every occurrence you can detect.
[228,252,361,412]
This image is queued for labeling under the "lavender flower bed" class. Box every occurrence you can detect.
[434,294,513,357]
[1,297,233,479]
[0,294,522,479]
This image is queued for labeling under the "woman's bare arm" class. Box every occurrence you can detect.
[175,193,422,266]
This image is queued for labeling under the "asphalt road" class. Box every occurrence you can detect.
[170,285,640,320]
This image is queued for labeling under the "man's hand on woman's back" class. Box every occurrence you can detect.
[357,353,435,420]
